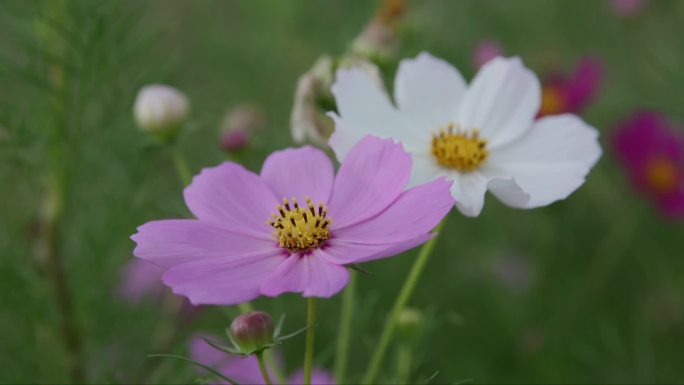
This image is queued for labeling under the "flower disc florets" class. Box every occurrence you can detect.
[431,123,488,172]
[267,197,332,252]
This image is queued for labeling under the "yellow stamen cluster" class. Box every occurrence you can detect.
[431,123,488,172]
[646,157,678,193]
[267,197,332,252]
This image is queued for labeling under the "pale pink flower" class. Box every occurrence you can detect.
[132,136,453,305]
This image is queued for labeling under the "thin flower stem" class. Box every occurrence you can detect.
[334,272,357,383]
[170,145,192,186]
[396,344,412,384]
[303,297,317,385]
[361,220,445,384]
[256,352,274,385]
[238,302,254,313]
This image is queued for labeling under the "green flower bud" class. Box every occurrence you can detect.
[228,311,274,354]
[396,308,424,340]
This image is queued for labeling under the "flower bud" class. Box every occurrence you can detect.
[218,104,266,153]
[351,0,406,62]
[290,56,335,146]
[396,308,424,340]
[228,311,275,354]
[133,84,189,141]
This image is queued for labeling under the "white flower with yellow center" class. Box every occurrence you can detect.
[329,53,602,216]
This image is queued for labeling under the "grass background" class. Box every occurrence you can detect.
[1,0,683,383]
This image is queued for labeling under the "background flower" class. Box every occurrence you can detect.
[612,110,684,217]
[539,57,603,117]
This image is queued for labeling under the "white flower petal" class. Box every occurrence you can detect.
[394,52,467,131]
[330,68,421,158]
[484,114,602,208]
[408,152,446,188]
[458,57,541,148]
[450,171,490,217]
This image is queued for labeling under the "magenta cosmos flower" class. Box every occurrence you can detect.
[612,111,684,217]
[539,57,603,117]
[189,335,334,385]
[131,136,453,305]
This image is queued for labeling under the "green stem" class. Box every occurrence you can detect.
[303,297,317,385]
[396,344,412,384]
[170,146,191,186]
[334,272,357,383]
[361,221,445,384]
[238,302,254,313]
[256,352,273,385]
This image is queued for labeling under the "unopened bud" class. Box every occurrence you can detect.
[133,84,189,141]
[290,56,335,146]
[351,0,406,62]
[218,104,266,153]
[396,308,423,340]
[228,311,274,354]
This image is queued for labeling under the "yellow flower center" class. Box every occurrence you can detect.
[267,197,332,252]
[645,157,678,194]
[539,86,566,116]
[431,123,488,172]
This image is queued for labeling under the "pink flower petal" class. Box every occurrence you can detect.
[333,177,453,244]
[260,146,335,204]
[189,335,266,384]
[183,162,279,234]
[132,219,276,268]
[320,233,433,265]
[289,368,335,385]
[163,249,285,305]
[328,136,411,229]
[115,259,165,303]
[260,252,350,298]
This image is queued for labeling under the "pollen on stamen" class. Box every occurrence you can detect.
[431,123,489,172]
[268,196,332,252]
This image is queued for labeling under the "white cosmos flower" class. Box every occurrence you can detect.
[328,52,602,217]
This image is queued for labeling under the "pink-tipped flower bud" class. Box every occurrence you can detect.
[218,104,266,153]
[133,84,189,141]
[228,311,274,354]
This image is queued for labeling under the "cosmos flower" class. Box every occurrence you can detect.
[607,0,648,17]
[189,335,335,385]
[329,52,602,216]
[539,57,603,117]
[612,110,684,217]
[132,136,453,305]
[472,39,503,69]
[115,259,166,304]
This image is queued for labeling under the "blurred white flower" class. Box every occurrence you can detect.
[133,84,189,138]
[218,103,266,152]
[329,52,602,216]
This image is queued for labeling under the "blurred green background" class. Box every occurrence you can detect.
[1,0,683,383]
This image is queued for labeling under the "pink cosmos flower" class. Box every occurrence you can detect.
[472,39,503,69]
[612,111,684,217]
[189,335,334,385]
[131,136,453,305]
[538,57,603,117]
[607,0,648,17]
[116,259,166,304]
